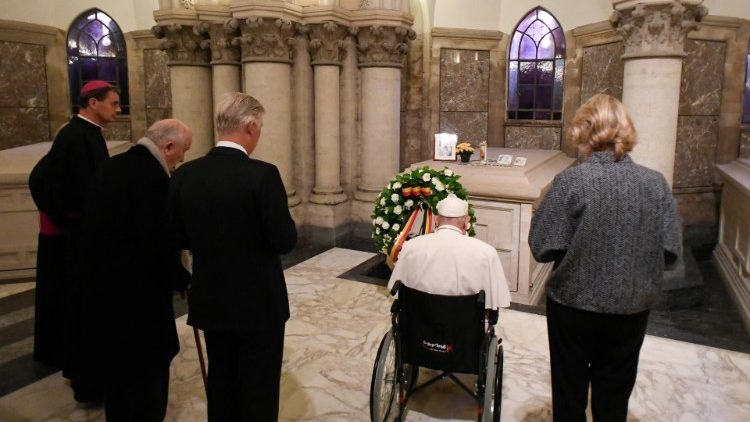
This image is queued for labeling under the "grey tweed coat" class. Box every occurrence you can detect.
[529,151,682,314]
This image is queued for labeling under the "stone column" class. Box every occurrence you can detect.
[306,22,349,243]
[152,23,213,162]
[240,16,300,207]
[610,0,707,185]
[196,19,242,132]
[352,25,416,229]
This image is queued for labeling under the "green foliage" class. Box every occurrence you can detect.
[371,166,477,255]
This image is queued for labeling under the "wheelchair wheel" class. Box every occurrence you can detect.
[480,336,499,422]
[370,330,398,422]
[492,344,504,421]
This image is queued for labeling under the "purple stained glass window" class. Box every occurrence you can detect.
[67,9,129,115]
[507,7,565,121]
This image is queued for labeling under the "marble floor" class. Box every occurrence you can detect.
[0,248,749,421]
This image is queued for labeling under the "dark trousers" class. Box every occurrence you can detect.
[62,223,104,403]
[546,298,650,422]
[105,366,170,422]
[204,325,286,422]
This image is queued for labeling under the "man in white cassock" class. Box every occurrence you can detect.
[387,194,512,310]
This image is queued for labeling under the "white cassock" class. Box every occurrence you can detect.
[388,225,512,309]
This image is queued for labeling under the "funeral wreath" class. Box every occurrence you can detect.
[371,166,476,263]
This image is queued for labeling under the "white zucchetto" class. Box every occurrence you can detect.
[436,194,468,217]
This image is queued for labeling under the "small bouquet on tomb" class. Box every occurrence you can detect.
[455,142,474,163]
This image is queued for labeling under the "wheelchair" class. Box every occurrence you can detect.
[370,281,503,421]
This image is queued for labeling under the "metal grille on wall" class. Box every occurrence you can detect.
[66,9,130,115]
[507,7,565,121]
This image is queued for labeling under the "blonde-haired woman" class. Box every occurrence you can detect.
[529,94,682,422]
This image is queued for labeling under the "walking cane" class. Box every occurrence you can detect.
[184,288,208,393]
[182,251,207,393]
[193,326,208,392]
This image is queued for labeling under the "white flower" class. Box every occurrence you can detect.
[383,234,392,241]
[387,183,391,189]
[391,193,399,203]
[434,180,445,191]
[374,216,384,225]
[376,227,381,235]
[394,205,403,215]
[381,246,388,254]
[393,182,402,189]
[444,169,453,176]
[384,208,389,214]
[422,173,431,182]
[404,199,414,209]
[393,223,400,231]
[382,222,390,230]
[380,197,386,206]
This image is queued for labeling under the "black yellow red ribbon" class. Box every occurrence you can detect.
[388,204,433,264]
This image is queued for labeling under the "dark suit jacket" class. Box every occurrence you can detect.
[169,146,297,333]
[81,144,190,374]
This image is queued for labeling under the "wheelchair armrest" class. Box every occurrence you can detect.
[390,280,403,296]
[486,309,499,326]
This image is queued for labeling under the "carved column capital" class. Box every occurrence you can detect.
[151,23,210,66]
[610,0,708,59]
[239,16,298,64]
[195,19,241,65]
[354,25,416,68]
[308,22,349,66]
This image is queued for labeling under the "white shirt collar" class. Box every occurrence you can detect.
[216,140,248,155]
[136,137,171,176]
[435,224,464,235]
[75,114,103,130]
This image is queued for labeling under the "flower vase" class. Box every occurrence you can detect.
[459,153,471,163]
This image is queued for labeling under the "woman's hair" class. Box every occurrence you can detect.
[568,93,637,161]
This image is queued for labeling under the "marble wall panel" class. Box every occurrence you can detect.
[0,41,47,108]
[439,49,489,112]
[674,191,719,227]
[144,49,171,109]
[674,115,719,188]
[102,120,132,142]
[146,108,172,128]
[0,41,49,150]
[580,41,624,102]
[0,107,49,150]
[679,39,725,116]
[439,111,487,144]
[505,126,561,150]
[740,130,750,159]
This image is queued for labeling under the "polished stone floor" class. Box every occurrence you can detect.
[0,247,749,421]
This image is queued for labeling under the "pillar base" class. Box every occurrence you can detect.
[306,201,351,246]
[309,190,347,205]
[287,193,302,208]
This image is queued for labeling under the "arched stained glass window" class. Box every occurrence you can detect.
[743,43,750,124]
[507,7,565,120]
[67,9,129,114]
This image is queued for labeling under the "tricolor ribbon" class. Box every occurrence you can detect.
[388,203,434,264]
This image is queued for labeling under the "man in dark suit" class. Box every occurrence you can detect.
[81,119,193,421]
[169,92,297,421]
